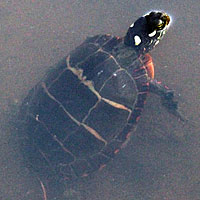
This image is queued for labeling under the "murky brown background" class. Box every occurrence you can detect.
[0,1,200,199]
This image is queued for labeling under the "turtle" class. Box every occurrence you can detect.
[19,11,183,199]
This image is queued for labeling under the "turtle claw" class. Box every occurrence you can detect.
[149,79,185,121]
[170,109,185,122]
[161,96,185,122]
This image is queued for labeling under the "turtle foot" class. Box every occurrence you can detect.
[161,96,185,122]
[161,90,178,110]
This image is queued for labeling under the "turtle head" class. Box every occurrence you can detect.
[124,11,170,53]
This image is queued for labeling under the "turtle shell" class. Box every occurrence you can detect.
[20,34,150,180]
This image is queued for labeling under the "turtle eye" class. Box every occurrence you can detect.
[157,14,170,30]
[157,19,164,29]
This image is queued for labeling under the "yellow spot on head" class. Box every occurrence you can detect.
[134,35,141,46]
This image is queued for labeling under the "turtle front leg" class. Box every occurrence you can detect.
[149,79,184,121]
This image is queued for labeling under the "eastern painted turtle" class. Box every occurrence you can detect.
[19,11,183,199]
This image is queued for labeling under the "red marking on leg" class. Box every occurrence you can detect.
[114,149,120,154]
[82,173,89,177]
[142,82,149,86]
[133,66,146,74]
[164,85,169,89]
[138,92,148,95]
[126,132,132,139]
[136,116,140,122]
[143,54,154,79]
[99,164,106,171]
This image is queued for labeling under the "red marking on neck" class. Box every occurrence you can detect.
[143,53,154,79]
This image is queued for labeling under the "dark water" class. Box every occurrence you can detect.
[0,1,200,199]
